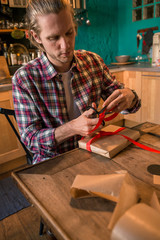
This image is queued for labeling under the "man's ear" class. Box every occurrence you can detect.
[30,30,42,44]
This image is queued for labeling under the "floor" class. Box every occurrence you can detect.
[0,205,49,240]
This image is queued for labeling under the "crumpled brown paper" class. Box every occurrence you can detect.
[70,173,160,239]
[111,202,160,240]
[70,173,129,202]
[71,172,139,229]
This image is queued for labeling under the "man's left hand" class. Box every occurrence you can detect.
[102,88,135,113]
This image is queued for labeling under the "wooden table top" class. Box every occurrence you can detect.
[12,122,160,240]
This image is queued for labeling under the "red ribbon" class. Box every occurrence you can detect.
[85,108,160,154]
[89,110,118,134]
[86,127,125,151]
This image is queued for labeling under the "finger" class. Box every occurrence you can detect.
[87,117,99,126]
[102,90,122,110]
[84,108,96,117]
[87,122,104,136]
[92,102,97,109]
[113,100,126,113]
[104,96,123,112]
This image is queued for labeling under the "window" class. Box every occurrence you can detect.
[132,0,160,21]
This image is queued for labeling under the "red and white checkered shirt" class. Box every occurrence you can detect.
[12,50,141,164]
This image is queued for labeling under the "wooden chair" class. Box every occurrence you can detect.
[0,107,47,235]
[0,57,47,236]
[0,107,32,165]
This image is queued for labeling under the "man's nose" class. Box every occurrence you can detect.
[60,37,68,49]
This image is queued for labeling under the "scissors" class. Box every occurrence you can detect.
[85,105,113,126]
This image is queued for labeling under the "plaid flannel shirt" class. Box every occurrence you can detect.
[12,50,141,164]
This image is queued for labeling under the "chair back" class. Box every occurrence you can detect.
[0,107,32,164]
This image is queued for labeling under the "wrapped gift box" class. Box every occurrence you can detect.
[78,125,140,158]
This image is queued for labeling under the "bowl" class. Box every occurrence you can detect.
[115,55,130,63]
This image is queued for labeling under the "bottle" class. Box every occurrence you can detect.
[3,43,8,61]
[17,53,22,65]
[0,38,3,56]
[10,44,17,65]
[7,52,11,66]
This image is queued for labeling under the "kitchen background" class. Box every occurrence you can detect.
[1,0,160,183]
[0,0,160,65]
[75,0,160,64]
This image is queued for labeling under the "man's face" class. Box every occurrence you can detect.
[32,8,76,72]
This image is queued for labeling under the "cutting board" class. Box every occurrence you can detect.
[111,62,136,65]
[78,125,140,158]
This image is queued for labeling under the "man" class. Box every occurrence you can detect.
[12,0,141,164]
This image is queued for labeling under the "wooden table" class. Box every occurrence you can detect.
[12,122,160,240]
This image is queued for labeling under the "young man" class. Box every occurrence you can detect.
[12,0,141,164]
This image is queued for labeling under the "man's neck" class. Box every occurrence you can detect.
[47,54,73,73]
[54,64,71,73]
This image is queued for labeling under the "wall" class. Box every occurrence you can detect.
[75,0,118,64]
[117,0,160,58]
[76,0,160,64]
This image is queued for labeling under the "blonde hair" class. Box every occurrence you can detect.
[26,0,76,51]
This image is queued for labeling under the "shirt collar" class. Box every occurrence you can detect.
[40,52,57,80]
[39,51,83,80]
[72,51,83,72]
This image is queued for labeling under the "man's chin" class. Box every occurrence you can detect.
[60,56,73,63]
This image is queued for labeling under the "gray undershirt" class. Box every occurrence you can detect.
[61,71,81,120]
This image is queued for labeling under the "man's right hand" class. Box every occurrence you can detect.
[71,106,99,136]
[55,102,100,144]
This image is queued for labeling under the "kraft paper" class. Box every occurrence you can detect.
[153,175,160,185]
[71,172,139,229]
[150,191,160,212]
[78,125,140,158]
[71,173,160,239]
[111,203,160,240]
[71,173,127,202]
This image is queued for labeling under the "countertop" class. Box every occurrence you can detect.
[109,62,160,73]
[0,63,160,92]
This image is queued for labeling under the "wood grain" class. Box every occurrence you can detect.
[0,206,48,240]
[12,126,160,240]
[141,73,160,124]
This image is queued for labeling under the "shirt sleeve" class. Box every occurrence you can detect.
[12,69,57,159]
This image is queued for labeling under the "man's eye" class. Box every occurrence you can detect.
[48,36,59,41]
[66,30,73,36]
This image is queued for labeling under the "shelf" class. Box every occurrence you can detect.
[0,29,26,33]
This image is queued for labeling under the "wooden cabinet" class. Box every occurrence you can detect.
[141,72,160,124]
[122,71,142,123]
[111,71,124,84]
[0,90,26,175]
[95,69,160,125]
[122,70,160,125]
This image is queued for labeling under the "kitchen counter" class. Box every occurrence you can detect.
[109,62,160,73]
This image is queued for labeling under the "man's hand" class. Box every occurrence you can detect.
[71,102,99,136]
[102,88,135,113]
[55,103,100,144]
